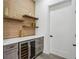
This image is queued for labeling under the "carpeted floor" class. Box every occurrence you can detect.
[36,54,66,59]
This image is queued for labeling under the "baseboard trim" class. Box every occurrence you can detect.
[50,53,66,59]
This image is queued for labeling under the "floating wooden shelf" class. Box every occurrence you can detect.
[23,15,38,20]
[4,16,24,22]
[22,25,34,28]
[22,25,38,28]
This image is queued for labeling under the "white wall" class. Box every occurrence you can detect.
[35,0,75,57]
[35,0,67,54]
[35,0,50,54]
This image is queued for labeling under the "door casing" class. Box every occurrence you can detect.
[49,0,76,59]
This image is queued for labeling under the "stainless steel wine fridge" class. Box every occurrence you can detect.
[18,40,35,59]
[18,37,44,59]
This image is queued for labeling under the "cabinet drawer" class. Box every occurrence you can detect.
[3,49,18,59]
[35,37,43,43]
[3,43,18,52]
[35,38,44,47]
[4,49,18,54]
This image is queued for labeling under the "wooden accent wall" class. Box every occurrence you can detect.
[4,0,35,18]
[3,0,36,39]
[22,17,35,37]
[4,19,22,39]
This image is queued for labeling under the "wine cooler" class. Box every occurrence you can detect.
[30,40,35,59]
[18,40,35,59]
[18,37,44,59]
[19,41,29,59]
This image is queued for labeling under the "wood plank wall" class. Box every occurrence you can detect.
[3,0,36,39]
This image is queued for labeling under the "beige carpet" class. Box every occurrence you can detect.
[36,54,66,59]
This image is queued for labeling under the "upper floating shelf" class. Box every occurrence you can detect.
[23,15,38,20]
[4,16,24,22]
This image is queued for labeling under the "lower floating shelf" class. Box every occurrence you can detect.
[22,25,39,28]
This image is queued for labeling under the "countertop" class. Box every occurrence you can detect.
[3,35,44,46]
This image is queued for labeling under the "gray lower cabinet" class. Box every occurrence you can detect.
[3,37,44,59]
[35,37,44,55]
[4,50,18,59]
[3,43,18,59]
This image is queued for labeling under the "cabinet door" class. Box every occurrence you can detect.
[4,49,18,59]
[35,37,44,46]
[35,37,44,55]
[3,43,18,59]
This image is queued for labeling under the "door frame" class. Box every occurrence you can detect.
[48,0,76,59]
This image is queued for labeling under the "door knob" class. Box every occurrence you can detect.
[50,35,53,37]
[73,44,76,46]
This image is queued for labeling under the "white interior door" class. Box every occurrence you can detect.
[49,0,76,59]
